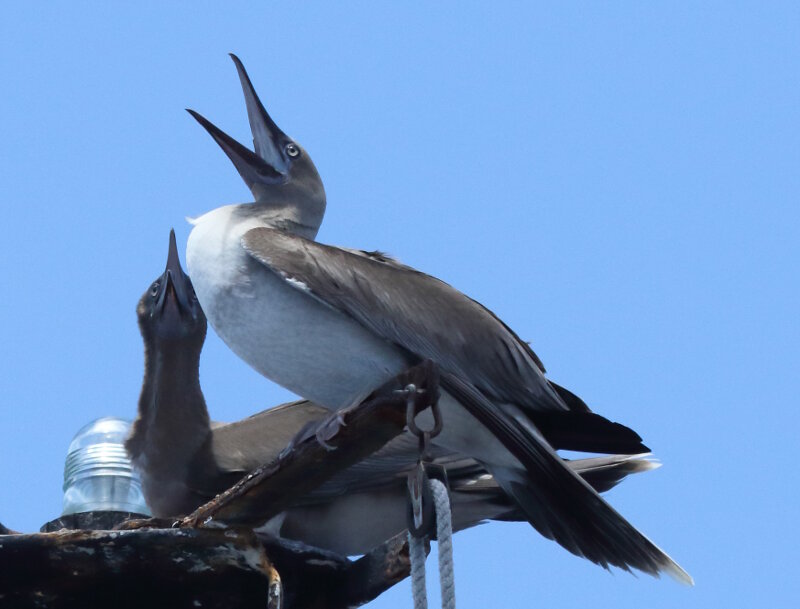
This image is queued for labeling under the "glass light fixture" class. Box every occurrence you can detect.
[61,417,151,516]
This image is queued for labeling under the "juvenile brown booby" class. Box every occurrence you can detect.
[128,230,659,554]
[184,55,691,582]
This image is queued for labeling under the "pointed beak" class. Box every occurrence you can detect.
[229,53,289,169]
[187,54,291,199]
[165,228,182,278]
[155,229,195,319]
[187,109,284,190]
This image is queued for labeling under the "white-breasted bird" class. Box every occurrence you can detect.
[184,54,692,583]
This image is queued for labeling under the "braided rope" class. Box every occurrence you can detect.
[409,532,429,609]
[430,479,455,609]
[408,479,456,609]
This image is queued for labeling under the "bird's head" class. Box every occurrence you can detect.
[137,230,207,347]
[187,54,326,236]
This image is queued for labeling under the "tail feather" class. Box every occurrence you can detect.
[452,453,658,496]
[568,454,660,494]
[443,372,692,585]
[456,453,660,525]
[531,410,650,454]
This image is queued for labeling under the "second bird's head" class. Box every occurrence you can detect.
[187,54,326,232]
[137,230,207,347]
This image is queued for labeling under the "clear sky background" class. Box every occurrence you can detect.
[1,3,797,607]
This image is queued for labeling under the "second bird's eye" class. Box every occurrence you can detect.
[150,282,160,297]
[285,143,300,158]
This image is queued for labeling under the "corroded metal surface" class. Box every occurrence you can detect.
[0,527,277,609]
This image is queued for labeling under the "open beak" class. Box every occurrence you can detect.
[187,54,290,199]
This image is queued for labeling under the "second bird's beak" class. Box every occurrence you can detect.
[155,230,195,320]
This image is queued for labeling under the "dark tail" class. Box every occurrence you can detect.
[443,372,692,584]
[537,381,650,454]
[530,410,650,454]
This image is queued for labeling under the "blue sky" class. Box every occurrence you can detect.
[1,3,798,607]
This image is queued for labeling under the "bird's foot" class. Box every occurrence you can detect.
[315,412,347,452]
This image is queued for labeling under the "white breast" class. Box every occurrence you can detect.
[186,206,410,409]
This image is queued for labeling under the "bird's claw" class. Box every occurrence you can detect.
[314,412,347,451]
[315,432,338,452]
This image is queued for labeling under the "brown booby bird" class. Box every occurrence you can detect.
[127,230,659,554]
[182,55,690,580]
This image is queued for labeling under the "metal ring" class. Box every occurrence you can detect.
[405,383,443,440]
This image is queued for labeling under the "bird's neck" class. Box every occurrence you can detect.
[245,179,326,240]
[247,202,322,240]
[128,341,211,466]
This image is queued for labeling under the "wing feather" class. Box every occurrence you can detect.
[241,228,564,412]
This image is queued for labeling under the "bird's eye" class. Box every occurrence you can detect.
[191,287,198,302]
[150,282,160,297]
[285,143,300,158]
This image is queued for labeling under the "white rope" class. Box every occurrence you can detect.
[409,532,429,609]
[431,479,456,609]
[408,478,456,609]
